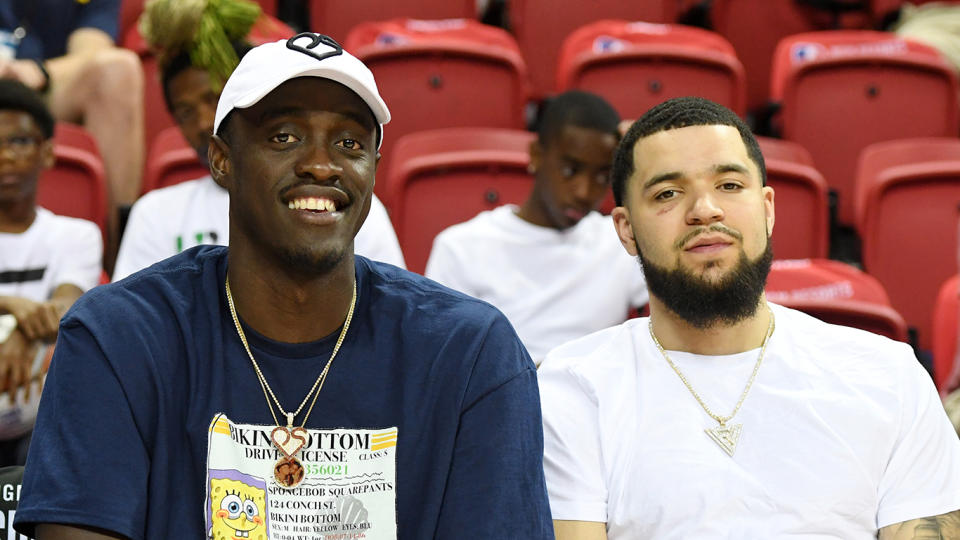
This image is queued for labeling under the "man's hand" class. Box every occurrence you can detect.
[0,329,39,402]
[0,296,61,341]
[0,57,47,90]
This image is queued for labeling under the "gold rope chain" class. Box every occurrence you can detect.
[225,277,357,428]
[648,308,775,425]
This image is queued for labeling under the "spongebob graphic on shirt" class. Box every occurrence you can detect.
[206,414,398,540]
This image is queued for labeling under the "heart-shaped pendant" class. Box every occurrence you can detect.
[271,425,308,458]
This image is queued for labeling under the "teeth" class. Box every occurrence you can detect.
[288,197,337,212]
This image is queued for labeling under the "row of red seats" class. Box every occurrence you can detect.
[120,15,960,231]
[39,119,960,360]
[41,127,960,389]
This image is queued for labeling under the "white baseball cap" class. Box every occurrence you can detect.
[213,32,391,148]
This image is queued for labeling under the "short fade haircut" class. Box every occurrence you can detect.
[161,40,254,114]
[0,79,55,139]
[611,96,766,206]
[537,90,620,146]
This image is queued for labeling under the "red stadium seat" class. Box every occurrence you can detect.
[384,127,535,274]
[710,0,873,117]
[556,20,746,118]
[122,13,293,157]
[766,258,908,341]
[309,0,475,43]
[932,274,959,395]
[855,137,960,350]
[771,30,960,226]
[345,18,529,200]
[142,126,208,194]
[757,137,829,259]
[37,124,109,240]
[509,0,677,98]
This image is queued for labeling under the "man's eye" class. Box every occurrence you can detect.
[338,139,363,150]
[270,133,298,144]
[655,189,677,201]
[561,165,577,178]
[720,182,741,191]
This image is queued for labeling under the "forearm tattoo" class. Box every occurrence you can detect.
[882,511,960,540]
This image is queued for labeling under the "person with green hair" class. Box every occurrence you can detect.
[114,0,405,280]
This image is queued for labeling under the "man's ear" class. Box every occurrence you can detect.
[527,139,542,175]
[208,135,231,190]
[612,206,639,257]
[39,139,54,170]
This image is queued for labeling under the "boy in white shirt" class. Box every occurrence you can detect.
[426,91,647,363]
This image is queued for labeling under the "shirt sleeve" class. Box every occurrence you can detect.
[14,318,149,539]
[876,356,960,528]
[433,316,554,538]
[538,357,608,522]
[113,195,174,281]
[50,220,102,293]
[354,195,406,269]
[76,0,120,41]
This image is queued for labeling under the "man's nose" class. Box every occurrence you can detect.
[295,141,343,181]
[685,190,724,225]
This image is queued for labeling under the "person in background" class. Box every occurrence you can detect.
[0,79,102,466]
[0,0,144,235]
[426,90,647,364]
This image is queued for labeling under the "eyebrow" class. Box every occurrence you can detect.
[642,163,750,190]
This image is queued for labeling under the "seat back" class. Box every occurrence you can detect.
[557,20,746,118]
[309,0,474,43]
[932,274,959,394]
[765,258,908,341]
[855,137,960,349]
[37,124,108,240]
[142,126,208,194]
[757,137,829,259]
[771,30,960,225]
[385,127,535,274]
[510,0,676,97]
[346,18,528,200]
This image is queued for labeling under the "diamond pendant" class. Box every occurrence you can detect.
[705,422,742,457]
[274,454,305,488]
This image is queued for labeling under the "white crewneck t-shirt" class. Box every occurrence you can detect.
[425,205,647,363]
[539,303,960,538]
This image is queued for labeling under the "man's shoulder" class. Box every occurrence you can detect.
[34,207,101,238]
[539,319,643,377]
[770,302,920,382]
[69,245,224,323]
[360,256,511,328]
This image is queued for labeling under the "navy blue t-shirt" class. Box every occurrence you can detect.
[0,0,119,62]
[14,246,553,539]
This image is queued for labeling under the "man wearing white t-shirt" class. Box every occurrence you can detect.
[426,91,647,363]
[539,96,960,539]
[0,80,101,464]
[114,23,404,280]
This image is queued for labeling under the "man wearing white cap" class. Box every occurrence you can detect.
[14,33,553,540]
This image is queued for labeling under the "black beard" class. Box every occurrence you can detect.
[638,239,773,329]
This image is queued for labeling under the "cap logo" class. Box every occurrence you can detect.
[286,32,343,62]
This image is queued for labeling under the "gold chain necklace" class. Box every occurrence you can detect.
[648,308,775,457]
[225,277,357,488]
